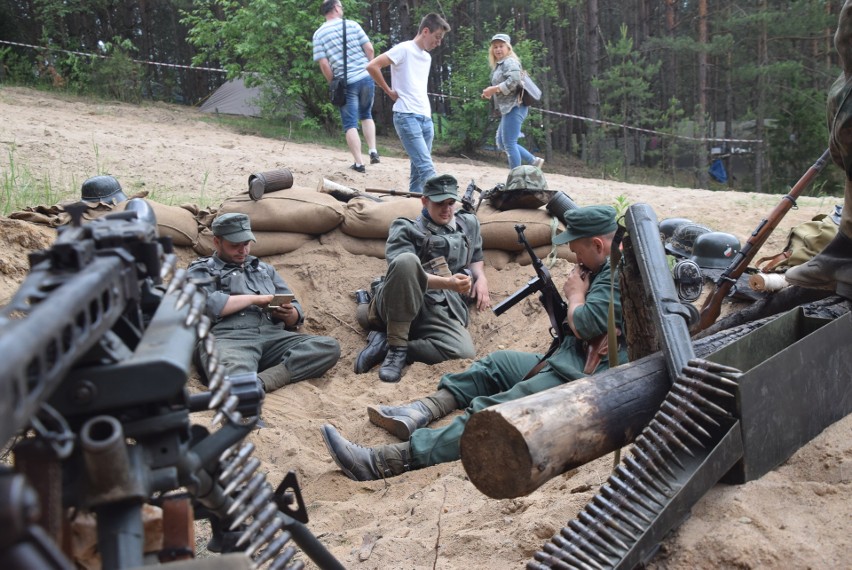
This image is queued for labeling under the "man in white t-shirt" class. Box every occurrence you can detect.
[366,13,450,193]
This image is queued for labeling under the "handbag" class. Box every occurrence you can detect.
[520,72,542,107]
[329,19,348,106]
[330,77,346,106]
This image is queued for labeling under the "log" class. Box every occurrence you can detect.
[459,319,770,499]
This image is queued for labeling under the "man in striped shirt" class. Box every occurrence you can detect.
[312,0,379,173]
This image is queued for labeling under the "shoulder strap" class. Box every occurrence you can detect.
[342,19,347,83]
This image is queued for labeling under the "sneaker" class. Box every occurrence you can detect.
[532,157,545,169]
[350,163,366,173]
[369,151,381,164]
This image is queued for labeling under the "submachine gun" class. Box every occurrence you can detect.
[493,225,569,352]
[0,202,343,569]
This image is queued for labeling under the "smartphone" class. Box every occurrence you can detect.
[268,294,295,308]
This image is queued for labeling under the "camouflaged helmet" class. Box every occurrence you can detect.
[658,217,694,241]
[81,175,128,204]
[664,223,711,258]
[690,231,741,269]
[489,165,555,210]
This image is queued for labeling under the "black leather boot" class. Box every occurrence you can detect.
[367,400,433,440]
[785,231,852,297]
[354,330,389,374]
[378,346,408,383]
[320,424,411,481]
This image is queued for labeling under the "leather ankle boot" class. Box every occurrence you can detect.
[355,331,389,374]
[367,400,433,440]
[320,424,411,481]
[785,231,852,297]
[378,346,408,383]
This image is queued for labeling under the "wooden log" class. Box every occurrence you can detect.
[459,319,769,500]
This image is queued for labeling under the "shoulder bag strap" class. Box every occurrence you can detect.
[342,19,347,84]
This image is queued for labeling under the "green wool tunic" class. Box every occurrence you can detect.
[408,258,627,468]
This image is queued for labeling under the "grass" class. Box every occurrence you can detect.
[0,148,68,215]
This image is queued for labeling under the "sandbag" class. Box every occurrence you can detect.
[115,199,199,247]
[341,196,423,239]
[483,249,513,270]
[218,188,344,235]
[320,228,387,259]
[194,228,313,257]
[478,207,562,251]
[515,244,577,266]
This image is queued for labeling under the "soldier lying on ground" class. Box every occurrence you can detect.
[786,0,852,299]
[188,213,340,392]
[323,205,628,480]
[354,174,491,383]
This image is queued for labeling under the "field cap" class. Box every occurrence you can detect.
[212,213,256,243]
[423,174,459,202]
[553,205,617,245]
[491,33,511,44]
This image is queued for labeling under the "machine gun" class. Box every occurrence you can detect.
[0,201,342,569]
[493,225,569,351]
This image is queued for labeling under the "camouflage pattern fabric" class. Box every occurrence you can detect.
[830,0,852,234]
[488,165,555,211]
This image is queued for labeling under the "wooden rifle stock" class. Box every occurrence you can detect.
[695,149,831,332]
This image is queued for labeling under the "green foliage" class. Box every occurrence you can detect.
[88,38,143,103]
[0,149,64,215]
[0,48,36,84]
[181,0,378,126]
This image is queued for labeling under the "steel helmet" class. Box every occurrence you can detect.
[690,231,741,269]
[81,175,128,204]
[664,223,711,258]
[658,217,694,241]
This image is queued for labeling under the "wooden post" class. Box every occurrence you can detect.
[459,318,767,499]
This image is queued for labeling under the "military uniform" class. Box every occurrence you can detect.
[785,0,852,297]
[189,214,340,391]
[408,253,626,468]
[371,176,484,364]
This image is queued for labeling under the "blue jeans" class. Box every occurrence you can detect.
[496,104,535,169]
[339,76,375,131]
[393,112,436,193]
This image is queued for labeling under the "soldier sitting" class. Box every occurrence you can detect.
[786,0,852,299]
[323,205,628,481]
[354,174,491,383]
[188,213,340,392]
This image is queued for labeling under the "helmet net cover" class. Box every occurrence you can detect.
[664,223,712,258]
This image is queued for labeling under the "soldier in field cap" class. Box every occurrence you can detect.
[187,213,340,395]
[353,173,491,384]
[321,204,629,482]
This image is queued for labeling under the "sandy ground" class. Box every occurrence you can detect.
[0,86,849,568]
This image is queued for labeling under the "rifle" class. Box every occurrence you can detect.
[493,224,568,347]
[694,149,831,332]
[461,179,479,213]
[365,187,423,198]
[0,201,342,569]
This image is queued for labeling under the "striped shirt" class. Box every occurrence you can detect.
[312,18,371,84]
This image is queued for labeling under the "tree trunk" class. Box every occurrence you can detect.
[459,317,768,499]
[696,0,709,188]
[584,0,600,162]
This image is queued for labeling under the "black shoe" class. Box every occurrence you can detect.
[354,331,389,374]
[367,401,432,440]
[378,346,408,383]
[369,151,380,164]
[320,424,382,481]
[350,163,366,173]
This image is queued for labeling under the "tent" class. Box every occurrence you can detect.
[199,77,262,117]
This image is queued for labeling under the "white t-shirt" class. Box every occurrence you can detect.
[385,40,433,117]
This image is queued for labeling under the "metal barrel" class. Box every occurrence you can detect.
[248,168,294,200]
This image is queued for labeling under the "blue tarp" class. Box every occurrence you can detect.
[709,159,728,183]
